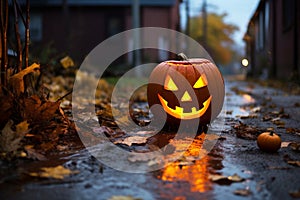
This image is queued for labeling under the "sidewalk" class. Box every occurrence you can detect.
[0,77,299,200]
[223,78,300,200]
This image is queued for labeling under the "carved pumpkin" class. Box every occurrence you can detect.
[147,54,224,131]
[257,132,281,152]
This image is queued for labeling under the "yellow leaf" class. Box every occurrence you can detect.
[9,63,40,95]
[108,196,142,200]
[16,121,29,135]
[29,165,79,179]
[60,56,74,69]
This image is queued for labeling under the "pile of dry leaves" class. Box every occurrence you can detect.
[0,63,77,160]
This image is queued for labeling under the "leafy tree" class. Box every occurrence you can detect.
[189,12,239,65]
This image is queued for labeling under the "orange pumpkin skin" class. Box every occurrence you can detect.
[147,58,224,131]
[257,132,281,152]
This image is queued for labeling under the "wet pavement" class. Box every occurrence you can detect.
[1,78,300,200]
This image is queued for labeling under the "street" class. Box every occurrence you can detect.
[0,77,300,200]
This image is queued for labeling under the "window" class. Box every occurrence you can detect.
[18,13,42,41]
[107,17,122,37]
[255,12,265,51]
[264,0,270,38]
[158,36,169,61]
[258,12,264,49]
[282,0,295,31]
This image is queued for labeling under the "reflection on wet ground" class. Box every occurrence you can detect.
[159,135,212,193]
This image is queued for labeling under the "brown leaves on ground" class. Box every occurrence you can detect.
[233,121,263,140]
[0,64,77,158]
[19,95,61,124]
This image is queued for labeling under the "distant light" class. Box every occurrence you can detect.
[242,58,249,67]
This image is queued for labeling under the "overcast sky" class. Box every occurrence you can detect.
[180,0,260,47]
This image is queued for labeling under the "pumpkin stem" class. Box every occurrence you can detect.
[269,131,274,136]
[177,53,188,61]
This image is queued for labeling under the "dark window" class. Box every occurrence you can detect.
[264,0,270,37]
[255,12,265,51]
[18,13,42,42]
[282,0,295,31]
[106,16,123,37]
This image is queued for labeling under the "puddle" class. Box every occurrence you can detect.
[225,81,256,117]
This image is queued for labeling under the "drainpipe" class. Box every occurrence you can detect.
[293,0,299,77]
[132,0,142,76]
[272,0,277,78]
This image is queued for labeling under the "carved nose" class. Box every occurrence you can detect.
[181,91,192,102]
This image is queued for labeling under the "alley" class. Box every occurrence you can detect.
[1,77,300,200]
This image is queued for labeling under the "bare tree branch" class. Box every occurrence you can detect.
[24,0,30,68]
[13,0,23,72]
[0,0,9,86]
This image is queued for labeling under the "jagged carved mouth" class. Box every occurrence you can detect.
[157,94,212,120]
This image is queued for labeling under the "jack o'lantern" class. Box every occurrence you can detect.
[147,53,224,131]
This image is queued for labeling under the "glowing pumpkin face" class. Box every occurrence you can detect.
[158,73,211,120]
[147,55,224,130]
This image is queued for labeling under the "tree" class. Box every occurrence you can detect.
[189,12,239,65]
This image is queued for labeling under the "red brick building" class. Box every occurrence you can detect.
[243,0,300,80]
[16,0,182,65]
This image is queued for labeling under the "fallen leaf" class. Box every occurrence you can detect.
[295,102,300,107]
[226,110,233,115]
[262,115,272,121]
[108,196,142,200]
[281,142,292,148]
[240,114,258,119]
[60,56,74,69]
[233,122,260,140]
[0,120,29,153]
[9,63,40,95]
[209,173,244,185]
[289,142,300,152]
[228,173,245,182]
[29,165,78,179]
[290,189,300,198]
[115,136,148,146]
[268,166,291,170]
[24,147,47,161]
[271,118,285,127]
[209,174,228,184]
[234,188,252,196]
[287,161,300,167]
[286,127,300,135]
[251,106,261,113]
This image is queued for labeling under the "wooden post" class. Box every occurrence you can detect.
[0,0,9,86]
[132,0,142,76]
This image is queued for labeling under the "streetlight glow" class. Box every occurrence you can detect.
[242,58,249,67]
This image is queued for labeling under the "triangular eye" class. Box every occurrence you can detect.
[193,75,207,88]
[164,75,178,91]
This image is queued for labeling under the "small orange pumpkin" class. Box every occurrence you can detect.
[257,132,281,152]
